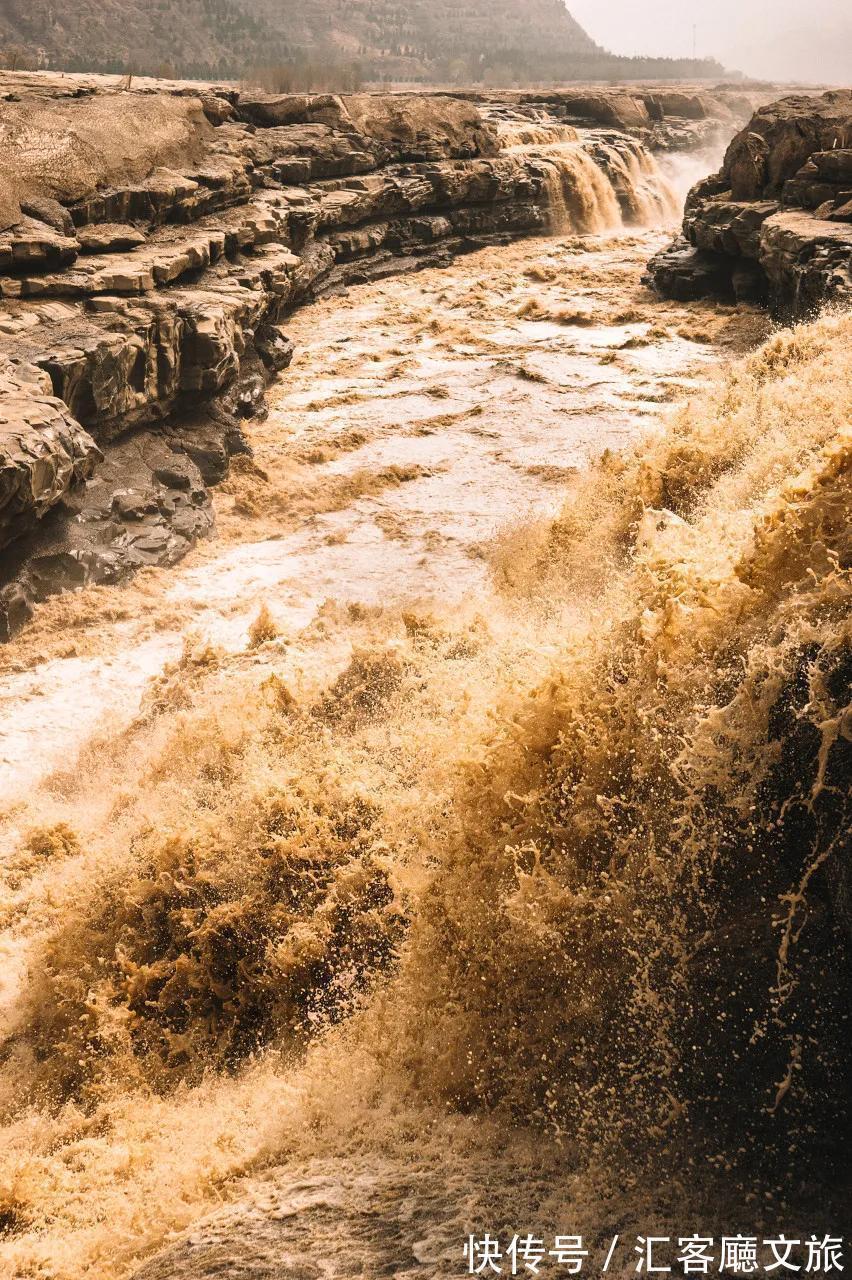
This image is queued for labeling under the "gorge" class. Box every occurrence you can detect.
[0,71,850,1280]
[0,75,763,638]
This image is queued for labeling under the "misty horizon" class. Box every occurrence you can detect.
[569,0,851,84]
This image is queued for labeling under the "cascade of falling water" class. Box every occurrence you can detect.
[498,121,580,148]
[590,136,681,225]
[532,141,624,235]
[501,129,680,235]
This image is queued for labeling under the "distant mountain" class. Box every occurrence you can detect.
[0,0,725,85]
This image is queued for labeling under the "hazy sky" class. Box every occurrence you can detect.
[568,0,852,84]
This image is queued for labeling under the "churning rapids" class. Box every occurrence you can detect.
[0,136,850,1280]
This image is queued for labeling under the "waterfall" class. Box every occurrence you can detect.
[499,122,681,234]
[498,121,580,148]
[530,141,624,235]
[587,135,681,225]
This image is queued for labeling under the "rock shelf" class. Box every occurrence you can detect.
[647,90,852,312]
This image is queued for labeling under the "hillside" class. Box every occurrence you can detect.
[0,0,725,85]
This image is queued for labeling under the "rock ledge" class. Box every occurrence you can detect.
[647,90,852,313]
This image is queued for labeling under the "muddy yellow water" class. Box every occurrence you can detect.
[1,219,850,1280]
[0,230,750,793]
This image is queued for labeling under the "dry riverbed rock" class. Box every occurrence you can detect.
[648,90,852,312]
[0,357,100,548]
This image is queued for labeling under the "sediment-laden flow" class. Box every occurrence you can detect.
[1,220,850,1277]
[0,81,850,1280]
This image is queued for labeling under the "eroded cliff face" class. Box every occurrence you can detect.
[648,90,852,314]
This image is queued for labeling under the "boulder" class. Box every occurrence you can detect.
[559,91,651,132]
[0,217,79,275]
[0,581,33,640]
[255,324,295,373]
[643,91,729,122]
[0,93,211,217]
[0,183,21,234]
[341,94,499,160]
[237,93,351,129]
[237,91,501,163]
[644,236,735,301]
[200,93,235,127]
[650,90,852,315]
[685,200,779,258]
[811,149,852,183]
[725,91,852,200]
[759,210,852,314]
[728,131,770,200]
[111,487,160,520]
[0,358,100,550]
[827,199,852,222]
[19,196,76,237]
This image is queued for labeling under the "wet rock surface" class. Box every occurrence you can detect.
[0,72,765,633]
[0,356,100,547]
[0,411,247,639]
[648,90,852,313]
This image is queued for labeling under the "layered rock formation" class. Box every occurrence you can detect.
[648,90,852,314]
[0,73,755,636]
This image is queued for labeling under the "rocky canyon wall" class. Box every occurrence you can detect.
[648,90,852,314]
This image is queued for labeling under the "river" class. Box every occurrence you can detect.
[6,149,849,1280]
